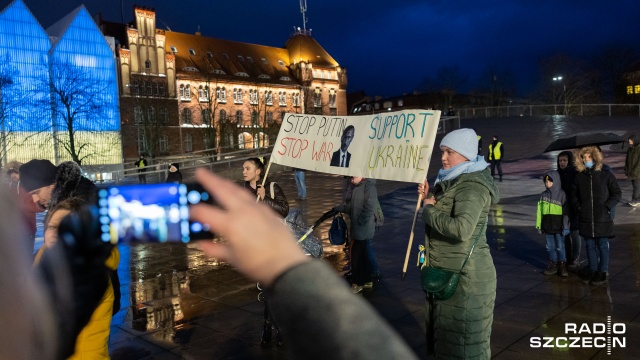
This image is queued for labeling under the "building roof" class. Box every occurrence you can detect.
[165,31,297,86]
[285,33,339,68]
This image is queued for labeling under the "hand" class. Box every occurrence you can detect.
[537,229,542,235]
[256,184,266,200]
[417,180,429,196]
[562,229,570,236]
[423,196,436,207]
[191,169,309,287]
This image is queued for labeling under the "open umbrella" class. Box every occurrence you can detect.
[544,132,625,152]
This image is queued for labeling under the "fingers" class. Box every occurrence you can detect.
[197,241,231,261]
[195,169,252,210]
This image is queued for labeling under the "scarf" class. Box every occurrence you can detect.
[435,156,489,184]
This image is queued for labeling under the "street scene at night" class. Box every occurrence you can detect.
[2,0,640,359]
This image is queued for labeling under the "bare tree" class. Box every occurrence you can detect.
[46,58,118,165]
[0,53,23,166]
[475,65,517,107]
[536,53,599,115]
[593,44,638,103]
[418,66,468,109]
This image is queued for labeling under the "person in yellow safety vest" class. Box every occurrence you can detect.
[477,135,483,156]
[488,135,504,182]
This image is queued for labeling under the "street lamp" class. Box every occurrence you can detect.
[552,76,567,115]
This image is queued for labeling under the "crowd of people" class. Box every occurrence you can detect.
[1,127,637,359]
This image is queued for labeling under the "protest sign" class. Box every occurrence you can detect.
[270,110,441,183]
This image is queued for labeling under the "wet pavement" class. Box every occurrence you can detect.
[33,116,640,359]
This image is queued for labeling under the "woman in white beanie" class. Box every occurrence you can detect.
[418,128,499,359]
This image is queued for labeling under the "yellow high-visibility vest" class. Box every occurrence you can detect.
[489,142,502,160]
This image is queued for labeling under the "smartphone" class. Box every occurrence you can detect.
[97,182,214,244]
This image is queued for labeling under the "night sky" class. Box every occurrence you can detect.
[10,0,640,98]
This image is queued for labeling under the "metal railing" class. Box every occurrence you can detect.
[459,103,640,118]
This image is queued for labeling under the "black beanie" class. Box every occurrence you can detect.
[19,159,58,192]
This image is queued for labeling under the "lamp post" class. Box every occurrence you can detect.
[553,76,567,115]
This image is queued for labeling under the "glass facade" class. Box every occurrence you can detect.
[0,0,121,165]
[0,0,53,164]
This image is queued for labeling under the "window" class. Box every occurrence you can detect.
[266,111,273,124]
[134,106,143,124]
[374,103,380,110]
[146,81,152,95]
[203,135,211,149]
[147,106,156,123]
[265,91,273,105]
[141,81,147,96]
[179,84,191,100]
[153,82,159,96]
[329,89,336,108]
[234,88,243,103]
[220,109,227,122]
[635,85,640,94]
[258,74,271,79]
[251,110,258,126]
[170,46,178,53]
[249,89,258,104]
[216,87,226,102]
[398,99,404,107]
[261,58,268,64]
[202,109,211,124]
[278,91,287,106]
[222,53,229,59]
[247,56,253,63]
[145,60,151,70]
[293,93,300,107]
[235,72,249,77]
[237,55,244,61]
[184,134,193,152]
[206,51,213,58]
[137,131,146,154]
[314,88,322,107]
[159,108,168,124]
[189,49,196,55]
[159,134,168,153]
[628,86,634,95]
[132,81,139,96]
[199,86,209,101]
[279,76,291,81]
[182,108,192,124]
[159,82,165,96]
[278,60,284,66]
[236,110,243,123]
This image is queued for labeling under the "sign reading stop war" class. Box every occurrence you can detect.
[270,110,441,183]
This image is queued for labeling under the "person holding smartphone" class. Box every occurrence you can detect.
[241,157,289,346]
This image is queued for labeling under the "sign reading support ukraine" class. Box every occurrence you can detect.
[270,110,441,183]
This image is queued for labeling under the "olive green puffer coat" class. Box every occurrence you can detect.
[421,168,499,359]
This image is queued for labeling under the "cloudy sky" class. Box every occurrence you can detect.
[13,0,640,98]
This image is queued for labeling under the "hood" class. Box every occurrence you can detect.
[556,150,575,172]
[630,134,638,147]
[543,170,563,195]
[437,168,500,205]
[170,163,180,171]
[574,146,603,172]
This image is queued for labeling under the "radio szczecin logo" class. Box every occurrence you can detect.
[530,316,625,355]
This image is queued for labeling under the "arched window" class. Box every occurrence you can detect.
[182,108,192,124]
[251,110,259,126]
[236,110,243,123]
[159,134,168,153]
[265,91,273,105]
[147,106,156,123]
[202,109,211,124]
[184,134,193,152]
[220,109,227,122]
[145,60,151,70]
[266,111,273,124]
[159,108,168,124]
[132,80,139,96]
[153,82,159,96]
[134,106,143,124]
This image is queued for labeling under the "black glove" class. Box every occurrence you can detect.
[37,205,115,358]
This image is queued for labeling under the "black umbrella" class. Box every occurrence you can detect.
[544,132,625,152]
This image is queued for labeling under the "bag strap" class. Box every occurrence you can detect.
[457,222,487,272]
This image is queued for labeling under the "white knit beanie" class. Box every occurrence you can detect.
[440,128,478,161]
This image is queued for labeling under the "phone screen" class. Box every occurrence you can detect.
[97,182,213,244]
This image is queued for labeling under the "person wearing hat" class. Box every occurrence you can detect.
[417,128,499,358]
[19,159,97,211]
[488,135,504,181]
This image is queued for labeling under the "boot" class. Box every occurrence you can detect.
[557,262,569,277]
[590,271,608,286]
[543,261,557,275]
[260,320,272,347]
[579,267,594,284]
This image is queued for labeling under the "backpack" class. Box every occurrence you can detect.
[373,197,384,229]
[329,213,348,245]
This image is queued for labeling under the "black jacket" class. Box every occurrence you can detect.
[572,148,621,238]
[243,181,289,218]
[556,151,579,230]
[166,163,183,183]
